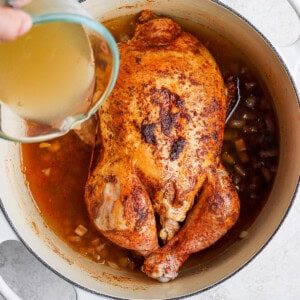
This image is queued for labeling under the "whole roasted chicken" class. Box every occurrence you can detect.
[85,11,240,282]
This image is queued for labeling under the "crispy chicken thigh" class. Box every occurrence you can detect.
[85,11,240,280]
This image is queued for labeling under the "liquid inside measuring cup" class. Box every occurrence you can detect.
[0,22,96,124]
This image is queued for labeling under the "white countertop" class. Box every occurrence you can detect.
[0,1,299,299]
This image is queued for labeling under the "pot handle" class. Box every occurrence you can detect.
[0,206,18,243]
[0,276,22,300]
[0,207,22,299]
[277,0,300,89]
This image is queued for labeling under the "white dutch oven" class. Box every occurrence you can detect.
[0,0,299,299]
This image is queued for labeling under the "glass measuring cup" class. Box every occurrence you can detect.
[0,0,119,143]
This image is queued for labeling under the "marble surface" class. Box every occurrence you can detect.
[0,0,299,299]
[221,0,300,46]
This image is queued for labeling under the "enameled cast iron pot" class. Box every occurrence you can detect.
[0,0,299,299]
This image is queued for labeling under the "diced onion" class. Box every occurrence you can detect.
[242,112,256,120]
[41,168,51,176]
[74,224,88,237]
[68,236,81,243]
[39,142,51,149]
[233,174,242,185]
[243,126,258,133]
[245,82,256,90]
[239,231,248,239]
[238,151,249,163]
[245,95,257,109]
[49,142,61,152]
[95,244,106,253]
[91,238,101,246]
[229,119,246,129]
[234,164,246,177]
[222,152,235,164]
[107,261,120,270]
[224,130,238,141]
[261,167,272,182]
[235,139,247,152]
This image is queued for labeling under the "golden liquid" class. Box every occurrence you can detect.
[0,22,95,123]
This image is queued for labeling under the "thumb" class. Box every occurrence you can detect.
[0,7,32,42]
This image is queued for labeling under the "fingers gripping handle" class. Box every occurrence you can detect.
[0,0,18,8]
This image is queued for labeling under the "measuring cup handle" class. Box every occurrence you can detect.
[277,0,300,91]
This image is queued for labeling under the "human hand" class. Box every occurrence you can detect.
[0,0,32,42]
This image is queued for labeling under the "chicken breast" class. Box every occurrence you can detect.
[85,10,240,280]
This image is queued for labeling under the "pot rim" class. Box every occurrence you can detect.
[1,1,299,299]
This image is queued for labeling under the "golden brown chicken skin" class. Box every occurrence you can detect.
[85,11,240,281]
